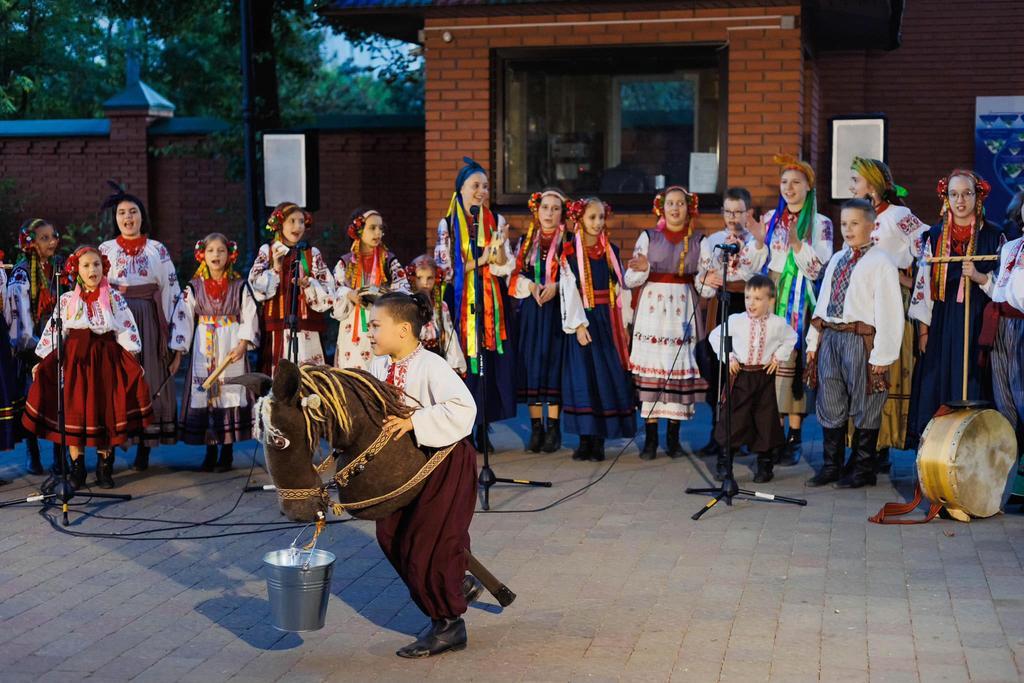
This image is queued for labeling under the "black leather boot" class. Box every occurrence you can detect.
[639,422,658,460]
[835,429,879,489]
[395,617,467,658]
[665,420,684,459]
[572,435,592,461]
[753,452,774,483]
[777,426,802,466]
[541,418,561,453]
[214,444,234,473]
[25,436,43,475]
[589,436,606,462]
[807,427,845,486]
[875,446,892,474]
[70,456,87,488]
[95,451,115,489]
[462,574,484,604]
[132,444,150,472]
[201,445,218,472]
[527,418,544,453]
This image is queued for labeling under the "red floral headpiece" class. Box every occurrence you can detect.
[528,190,568,216]
[63,246,110,287]
[18,218,57,254]
[265,202,313,234]
[194,237,239,265]
[936,169,991,204]
[567,198,612,226]
[347,210,382,241]
[652,186,699,220]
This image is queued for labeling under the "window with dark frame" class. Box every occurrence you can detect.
[496,44,726,209]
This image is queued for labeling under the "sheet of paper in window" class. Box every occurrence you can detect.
[688,153,719,193]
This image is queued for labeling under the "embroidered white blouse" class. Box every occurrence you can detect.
[982,236,1024,312]
[749,208,834,282]
[98,238,181,325]
[695,228,768,298]
[708,313,797,366]
[368,345,477,448]
[36,289,141,358]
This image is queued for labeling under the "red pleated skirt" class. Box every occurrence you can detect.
[22,330,154,449]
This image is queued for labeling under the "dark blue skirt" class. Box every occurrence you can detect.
[561,305,637,439]
[516,296,562,404]
[0,318,26,451]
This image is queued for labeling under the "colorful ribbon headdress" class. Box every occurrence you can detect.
[930,169,991,301]
[192,234,240,281]
[652,185,699,276]
[851,157,908,205]
[509,189,567,294]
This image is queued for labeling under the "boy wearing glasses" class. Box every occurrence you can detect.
[695,187,767,458]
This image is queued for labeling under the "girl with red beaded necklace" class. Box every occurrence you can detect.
[22,246,153,490]
[510,188,569,453]
[332,208,410,369]
[168,234,259,473]
[625,186,709,461]
[98,183,181,471]
[559,197,636,461]
[908,170,1002,444]
[247,201,336,374]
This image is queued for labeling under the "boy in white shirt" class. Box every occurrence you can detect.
[805,199,903,488]
[707,274,797,483]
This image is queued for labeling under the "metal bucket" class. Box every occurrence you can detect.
[263,524,336,632]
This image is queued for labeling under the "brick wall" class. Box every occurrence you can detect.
[423,5,805,254]
[815,0,1024,225]
[0,121,425,274]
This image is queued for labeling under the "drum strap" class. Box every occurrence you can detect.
[868,483,943,524]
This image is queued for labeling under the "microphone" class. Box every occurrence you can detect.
[715,243,741,254]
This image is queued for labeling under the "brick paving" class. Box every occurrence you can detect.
[1,407,1023,682]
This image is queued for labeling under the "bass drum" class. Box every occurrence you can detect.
[917,408,1017,520]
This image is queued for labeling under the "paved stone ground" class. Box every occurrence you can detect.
[1,405,1023,683]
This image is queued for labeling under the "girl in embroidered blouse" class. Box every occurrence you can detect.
[169,234,259,473]
[749,155,834,467]
[8,219,60,479]
[409,254,466,374]
[510,189,569,454]
[98,183,181,471]
[247,201,336,374]
[559,198,636,462]
[22,247,153,490]
[332,208,409,369]
[625,186,708,461]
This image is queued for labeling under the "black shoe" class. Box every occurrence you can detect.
[777,428,802,467]
[572,435,592,461]
[95,452,115,489]
[875,446,892,474]
[201,445,218,472]
[639,422,658,460]
[395,617,467,658]
[698,435,721,458]
[527,418,545,453]
[25,436,43,475]
[665,420,684,459]
[474,427,494,455]
[214,444,233,473]
[462,575,484,604]
[70,457,87,488]
[834,428,879,488]
[541,418,562,453]
[132,445,150,472]
[752,453,774,483]
[588,437,605,462]
[806,426,845,486]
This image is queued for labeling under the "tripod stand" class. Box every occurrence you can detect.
[284,241,307,365]
[685,244,806,519]
[10,256,132,526]
[468,206,550,510]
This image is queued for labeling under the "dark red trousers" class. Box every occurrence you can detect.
[375,439,477,620]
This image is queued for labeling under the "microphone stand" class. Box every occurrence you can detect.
[285,243,303,365]
[470,207,550,511]
[3,257,132,526]
[685,244,806,519]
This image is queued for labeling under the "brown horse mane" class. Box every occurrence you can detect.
[295,365,414,457]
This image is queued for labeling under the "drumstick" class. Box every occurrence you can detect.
[202,356,235,391]
[925,255,999,263]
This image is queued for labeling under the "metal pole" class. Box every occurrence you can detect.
[240,0,258,263]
